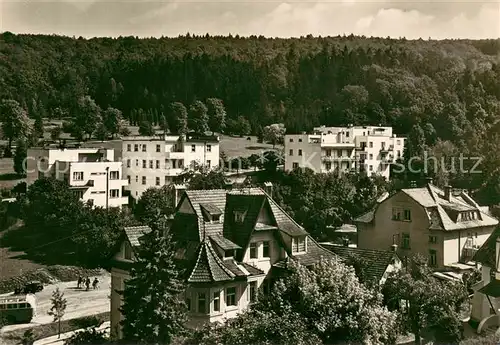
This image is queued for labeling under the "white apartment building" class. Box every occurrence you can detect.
[121,134,220,200]
[26,147,128,208]
[284,125,406,179]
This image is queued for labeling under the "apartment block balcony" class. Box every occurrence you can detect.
[165,151,185,159]
[321,142,355,148]
[380,145,394,153]
[165,168,185,176]
[322,156,354,162]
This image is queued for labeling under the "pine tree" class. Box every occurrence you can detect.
[120,227,187,344]
[13,138,27,176]
[48,288,67,339]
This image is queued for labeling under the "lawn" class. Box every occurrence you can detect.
[0,158,23,190]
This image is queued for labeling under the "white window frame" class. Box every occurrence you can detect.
[207,144,212,152]
[292,236,307,254]
[249,243,258,259]
[73,172,84,181]
[110,189,120,198]
[110,171,119,180]
[225,286,237,307]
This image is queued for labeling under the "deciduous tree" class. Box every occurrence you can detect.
[134,185,176,226]
[0,99,32,149]
[48,287,67,339]
[189,100,209,134]
[171,102,188,136]
[206,98,226,134]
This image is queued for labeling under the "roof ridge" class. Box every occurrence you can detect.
[264,192,304,231]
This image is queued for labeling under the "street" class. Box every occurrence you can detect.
[0,273,111,334]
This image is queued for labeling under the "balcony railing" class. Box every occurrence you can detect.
[380,145,394,153]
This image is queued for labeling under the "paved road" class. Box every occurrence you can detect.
[0,274,111,334]
[33,321,110,345]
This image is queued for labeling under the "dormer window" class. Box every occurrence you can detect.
[234,210,246,223]
[224,250,235,258]
[292,236,307,254]
[212,214,221,222]
[200,203,222,223]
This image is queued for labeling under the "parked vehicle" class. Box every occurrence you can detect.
[0,294,36,324]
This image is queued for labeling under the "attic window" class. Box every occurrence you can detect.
[224,250,235,258]
[212,214,221,222]
[292,236,307,254]
[234,210,246,223]
[124,241,132,260]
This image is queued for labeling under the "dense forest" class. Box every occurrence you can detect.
[1,32,499,203]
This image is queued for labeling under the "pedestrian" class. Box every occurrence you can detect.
[77,276,82,289]
[92,278,99,290]
[85,277,90,291]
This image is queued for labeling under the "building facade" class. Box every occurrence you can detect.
[27,147,128,208]
[471,227,500,330]
[284,125,406,179]
[354,182,499,269]
[121,134,220,200]
[109,186,336,338]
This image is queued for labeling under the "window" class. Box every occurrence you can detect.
[155,160,159,169]
[392,208,402,221]
[142,176,146,185]
[224,250,235,258]
[429,249,437,267]
[73,190,84,199]
[397,140,401,145]
[156,177,160,186]
[369,154,373,160]
[292,236,306,253]
[346,132,350,138]
[142,145,147,152]
[191,145,196,152]
[325,162,331,170]
[369,142,373,148]
[248,281,257,303]
[292,162,299,169]
[289,138,294,142]
[298,138,302,142]
[403,209,411,221]
[429,235,437,244]
[136,159,139,167]
[127,144,131,152]
[213,291,220,312]
[126,159,131,168]
[369,165,373,171]
[156,144,161,153]
[289,149,293,156]
[207,144,212,152]
[401,233,410,249]
[149,160,154,169]
[135,176,138,183]
[226,287,236,306]
[142,160,147,168]
[207,160,211,167]
[263,241,270,258]
[110,171,119,180]
[249,243,258,259]
[73,172,84,181]
[234,211,245,222]
[124,241,132,260]
[134,144,139,152]
[198,293,206,313]
[165,176,170,185]
[326,149,331,157]
[298,149,302,156]
[127,175,131,184]
[110,189,120,198]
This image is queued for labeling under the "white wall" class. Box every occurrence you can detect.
[443,227,495,266]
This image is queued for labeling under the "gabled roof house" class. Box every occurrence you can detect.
[110,186,336,337]
[354,182,498,269]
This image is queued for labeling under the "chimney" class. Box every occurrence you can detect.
[342,238,350,247]
[444,185,452,201]
[263,182,273,196]
[391,244,398,252]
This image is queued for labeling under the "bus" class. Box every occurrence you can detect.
[0,294,36,324]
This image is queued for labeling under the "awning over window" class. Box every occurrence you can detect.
[479,280,500,298]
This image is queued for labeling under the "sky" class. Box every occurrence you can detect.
[0,0,499,39]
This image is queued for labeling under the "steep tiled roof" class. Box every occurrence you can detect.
[222,259,264,277]
[223,193,267,251]
[184,189,228,239]
[188,241,235,283]
[267,197,308,236]
[354,184,498,231]
[200,203,223,216]
[123,226,152,247]
[209,235,241,250]
[321,244,398,283]
[474,226,500,268]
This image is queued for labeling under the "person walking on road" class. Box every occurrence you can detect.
[92,278,99,290]
[77,276,82,289]
[85,277,90,291]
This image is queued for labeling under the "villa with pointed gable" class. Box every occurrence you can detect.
[110,186,336,337]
